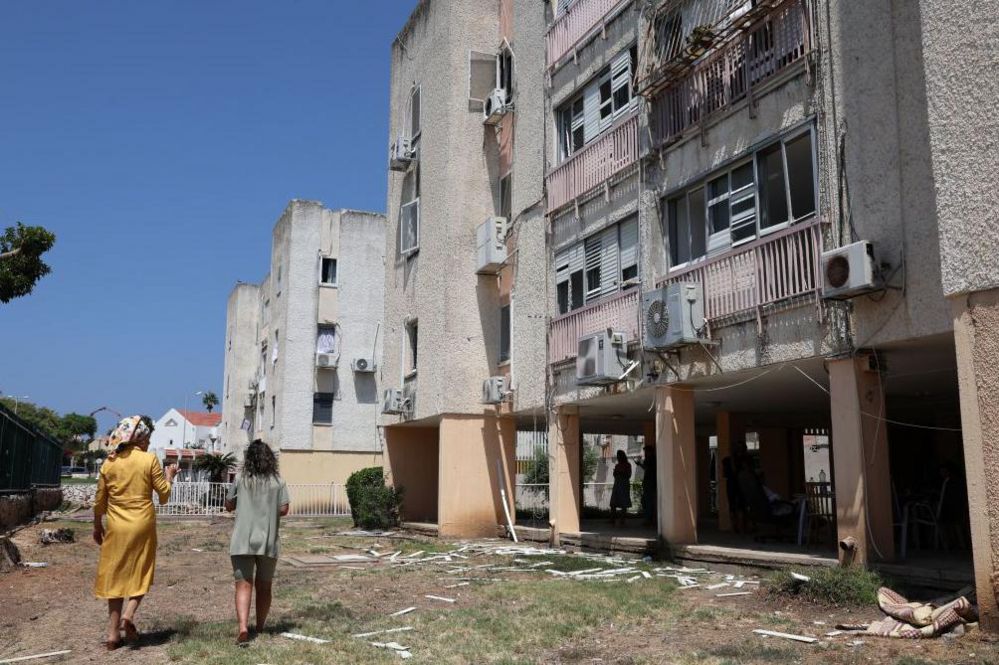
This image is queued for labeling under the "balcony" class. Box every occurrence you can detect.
[549,289,640,364]
[646,0,811,147]
[546,112,639,214]
[547,0,631,69]
[659,217,824,323]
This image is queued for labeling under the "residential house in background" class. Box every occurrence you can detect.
[149,408,221,456]
[221,201,387,486]
[379,0,548,538]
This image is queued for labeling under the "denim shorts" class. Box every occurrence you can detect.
[230,555,278,582]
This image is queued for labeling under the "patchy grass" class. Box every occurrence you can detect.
[707,639,798,664]
[61,477,98,485]
[767,565,883,606]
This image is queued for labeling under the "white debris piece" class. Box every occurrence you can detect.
[425,595,456,603]
[281,632,331,644]
[825,630,844,637]
[0,651,73,664]
[444,582,470,589]
[790,572,811,582]
[717,592,753,598]
[389,607,417,617]
[753,629,817,644]
[352,627,415,638]
[706,582,730,591]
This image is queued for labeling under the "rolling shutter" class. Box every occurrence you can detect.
[618,217,639,280]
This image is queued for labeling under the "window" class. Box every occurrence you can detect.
[270,396,276,428]
[499,173,512,220]
[400,199,420,255]
[557,97,585,162]
[665,127,816,269]
[410,85,421,139]
[499,304,511,363]
[313,393,334,425]
[404,319,419,373]
[275,263,282,297]
[260,344,267,376]
[321,257,338,285]
[556,47,635,163]
[556,0,580,17]
[556,216,638,314]
[316,324,338,355]
[263,299,270,323]
[498,46,514,104]
[272,329,279,364]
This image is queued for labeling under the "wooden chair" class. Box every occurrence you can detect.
[797,482,836,546]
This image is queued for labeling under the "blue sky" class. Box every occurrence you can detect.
[0,1,414,433]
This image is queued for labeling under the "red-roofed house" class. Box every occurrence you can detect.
[149,408,222,462]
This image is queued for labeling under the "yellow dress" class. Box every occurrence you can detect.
[93,448,171,599]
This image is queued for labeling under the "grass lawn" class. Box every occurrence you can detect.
[60,477,98,485]
[2,518,996,664]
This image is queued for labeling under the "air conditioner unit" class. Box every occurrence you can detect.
[381,389,405,415]
[481,376,507,404]
[642,283,704,350]
[242,395,255,409]
[483,88,509,125]
[352,357,376,373]
[821,240,878,299]
[389,134,414,171]
[316,353,338,369]
[576,330,628,386]
[475,216,508,274]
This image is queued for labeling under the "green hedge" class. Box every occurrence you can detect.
[345,467,403,529]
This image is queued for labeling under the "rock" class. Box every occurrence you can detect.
[39,528,75,545]
[0,536,22,574]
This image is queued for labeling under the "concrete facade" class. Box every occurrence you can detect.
[221,201,387,485]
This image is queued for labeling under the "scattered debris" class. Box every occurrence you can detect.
[864,587,978,639]
[425,594,456,603]
[38,528,74,545]
[352,627,414,639]
[716,592,753,598]
[753,629,818,644]
[389,607,417,617]
[444,582,470,589]
[281,632,331,644]
[191,548,204,553]
[20,562,48,568]
[825,630,844,637]
[0,651,72,664]
[706,582,729,591]
[790,572,811,582]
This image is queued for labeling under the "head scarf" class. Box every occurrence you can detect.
[106,415,152,457]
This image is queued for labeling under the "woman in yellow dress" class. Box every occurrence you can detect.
[93,415,178,650]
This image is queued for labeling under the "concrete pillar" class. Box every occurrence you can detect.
[656,386,697,545]
[828,355,894,565]
[437,414,516,538]
[549,406,581,537]
[715,412,742,531]
[952,290,999,629]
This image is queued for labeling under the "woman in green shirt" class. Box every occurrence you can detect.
[224,439,290,644]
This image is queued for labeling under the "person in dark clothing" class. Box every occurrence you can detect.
[722,442,748,534]
[636,443,657,526]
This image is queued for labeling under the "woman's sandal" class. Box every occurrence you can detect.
[105,640,122,651]
[121,618,139,643]
[236,630,250,646]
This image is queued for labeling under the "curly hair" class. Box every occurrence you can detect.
[242,439,279,479]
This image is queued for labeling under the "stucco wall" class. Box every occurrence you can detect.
[915,1,999,297]
[278,449,383,486]
[221,283,260,456]
[384,425,440,523]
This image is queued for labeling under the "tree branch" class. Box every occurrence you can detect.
[0,247,22,261]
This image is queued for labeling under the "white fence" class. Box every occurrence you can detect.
[155,481,350,518]
[514,481,645,516]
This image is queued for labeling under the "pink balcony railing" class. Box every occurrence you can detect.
[659,217,824,322]
[547,0,631,68]
[549,289,640,364]
[649,0,810,147]
[546,112,639,213]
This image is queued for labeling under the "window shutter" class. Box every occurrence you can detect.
[619,217,639,277]
[582,78,602,143]
[400,198,420,254]
[599,225,620,296]
[469,51,497,109]
[584,234,603,300]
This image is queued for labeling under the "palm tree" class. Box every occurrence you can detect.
[195,452,236,483]
[202,391,219,413]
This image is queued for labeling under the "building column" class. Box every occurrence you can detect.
[549,406,581,539]
[828,355,894,565]
[715,411,743,532]
[952,290,999,630]
[656,386,697,545]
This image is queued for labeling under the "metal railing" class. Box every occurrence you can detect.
[0,403,63,492]
[155,481,350,518]
[649,0,810,147]
[514,482,644,513]
[549,288,640,364]
[660,217,823,322]
[546,112,639,213]
[515,483,550,513]
[547,0,631,68]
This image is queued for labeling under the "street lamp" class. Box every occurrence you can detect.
[182,391,203,449]
[12,395,29,415]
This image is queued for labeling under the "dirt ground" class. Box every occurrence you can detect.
[1,516,997,664]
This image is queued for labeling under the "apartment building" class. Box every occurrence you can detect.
[221,200,387,486]
[540,0,997,627]
[380,0,548,538]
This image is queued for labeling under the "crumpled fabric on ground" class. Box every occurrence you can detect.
[866,587,978,639]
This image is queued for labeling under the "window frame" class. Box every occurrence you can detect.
[399,197,420,256]
[499,304,511,364]
[403,319,419,377]
[410,85,421,142]
[554,215,638,316]
[499,172,512,220]
[312,392,335,425]
[320,257,338,287]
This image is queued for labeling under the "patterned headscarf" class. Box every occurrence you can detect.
[107,415,153,456]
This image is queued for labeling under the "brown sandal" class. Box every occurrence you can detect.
[121,618,139,643]
[105,640,122,651]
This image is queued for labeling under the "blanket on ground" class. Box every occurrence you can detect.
[865,587,978,639]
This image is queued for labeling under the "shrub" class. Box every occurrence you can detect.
[767,565,883,606]
[345,467,403,529]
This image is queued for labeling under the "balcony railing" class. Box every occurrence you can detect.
[649,0,810,147]
[659,217,824,322]
[546,112,639,213]
[549,288,640,364]
[547,0,630,69]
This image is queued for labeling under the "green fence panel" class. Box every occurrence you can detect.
[0,403,63,491]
